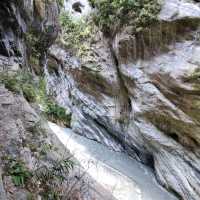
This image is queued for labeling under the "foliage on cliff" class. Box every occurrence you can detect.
[0,72,37,103]
[57,0,65,8]
[89,0,161,35]
[59,12,92,56]
[0,72,71,127]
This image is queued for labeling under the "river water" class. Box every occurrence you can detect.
[48,122,177,200]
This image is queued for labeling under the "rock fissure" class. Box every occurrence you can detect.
[108,39,133,128]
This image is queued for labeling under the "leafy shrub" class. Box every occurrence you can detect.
[0,72,37,103]
[44,100,71,127]
[5,158,32,187]
[36,78,72,127]
[59,11,92,56]
[89,0,161,35]
[22,84,37,103]
[36,78,48,103]
[40,143,54,156]
[57,0,65,8]
[34,157,74,199]
[25,30,41,60]
[25,28,48,75]
[3,155,74,198]
[0,71,71,127]
[0,73,21,93]
[35,158,74,183]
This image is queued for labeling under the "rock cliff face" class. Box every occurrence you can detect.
[0,0,59,72]
[0,1,122,199]
[1,0,200,199]
[0,1,62,199]
[44,0,200,199]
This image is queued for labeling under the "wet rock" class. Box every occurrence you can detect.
[44,0,200,199]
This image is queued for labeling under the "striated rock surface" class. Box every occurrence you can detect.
[0,1,118,199]
[1,0,200,199]
[0,85,118,200]
[0,0,59,68]
[43,0,200,199]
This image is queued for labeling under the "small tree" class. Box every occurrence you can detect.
[89,0,161,35]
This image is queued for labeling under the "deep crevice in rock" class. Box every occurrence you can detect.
[108,39,132,126]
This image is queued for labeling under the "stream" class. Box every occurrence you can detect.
[48,122,177,200]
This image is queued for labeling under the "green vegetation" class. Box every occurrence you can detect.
[0,73,21,93]
[0,72,71,127]
[35,158,74,183]
[57,0,65,8]
[3,155,74,198]
[22,84,37,103]
[36,78,71,127]
[5,158,32,187]
[37,78,72,127]
[25,29,43,61]
[39,143,54,156]
[25,29,43,74]
[27,120,47,138]
[44,100,71,127]
[58,0,161,58]
[35,157,74,199]
[89,0,161,34]
[37,78,48,103]
[59,11,92,56]
[0,72,37,102]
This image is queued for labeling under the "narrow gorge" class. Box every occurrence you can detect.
[1,0,200,200]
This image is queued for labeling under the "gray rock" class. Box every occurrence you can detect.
[1,0,200,199]
[0,169,7,200]
[0,0,59,67]
[159,0,200,21]
[44,1,200,199]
